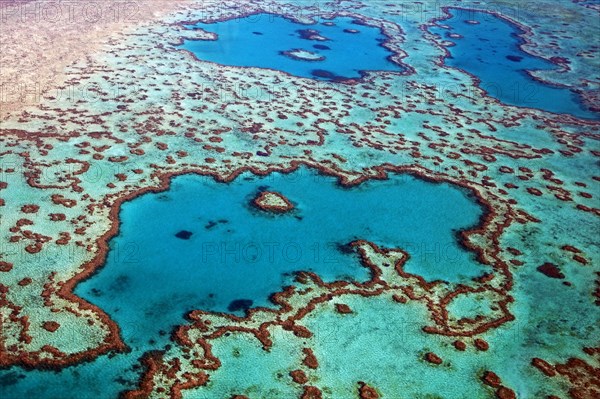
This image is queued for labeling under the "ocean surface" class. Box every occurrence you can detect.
[181,14,404,80]
[1,3,598,399]
[0,168,483,398]
[431,8,597,119]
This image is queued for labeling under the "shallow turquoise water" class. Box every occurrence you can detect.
[183,254,600,398]
[430,8,598,119]
[180,14,404,80]
[0,168,484,398]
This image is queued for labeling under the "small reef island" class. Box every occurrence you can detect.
[297,28,330,41]
[251,190,295,213]
[281,48,326,62]
[0,1,598,399]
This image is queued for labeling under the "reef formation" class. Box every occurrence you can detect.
[252,191,295,213]
[0,0,599,398]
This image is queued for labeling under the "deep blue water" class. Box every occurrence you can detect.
[0,168,485,398]
[180,14,404,80]
[430,8,598,119]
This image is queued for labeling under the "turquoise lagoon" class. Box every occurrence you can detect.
[430,8,598,119]
[0,168,485,398]
[180,14,404,80]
